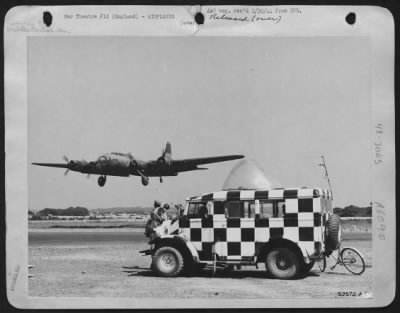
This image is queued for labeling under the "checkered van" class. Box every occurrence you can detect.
[143,187,339,279]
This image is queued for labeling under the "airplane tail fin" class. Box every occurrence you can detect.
[164,142,171,156]
[164,142,172,163]
[159,142,172,165]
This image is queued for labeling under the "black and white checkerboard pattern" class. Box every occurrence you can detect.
[188,187,332,202]
[180,188,329,261]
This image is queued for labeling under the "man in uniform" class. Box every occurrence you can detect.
[145,200,161,238]
[145,200,170,240]
[150,200,164,225]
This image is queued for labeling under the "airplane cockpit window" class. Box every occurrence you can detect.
[97,155,107,163]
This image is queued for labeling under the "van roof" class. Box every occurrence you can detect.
[187,187,332,202]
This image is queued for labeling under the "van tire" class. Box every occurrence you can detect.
[152,246,184,277]
[325,214,341,251]
[266,248,300,279]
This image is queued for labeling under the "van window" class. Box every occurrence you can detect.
[187,202,208,219]
[245,201,256,218]
[260,201,274,218]
[279,202,286,215]
[259,201,285,218]
[326,199,332,213]
[224,201,244,218]
[214,201,225,214]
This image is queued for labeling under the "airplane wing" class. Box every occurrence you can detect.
[171,155,244,172]
[32,161,98,175]
[32,163,69,169]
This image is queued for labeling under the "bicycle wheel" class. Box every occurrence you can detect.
[340,247,365,275]
[317,255,326,272]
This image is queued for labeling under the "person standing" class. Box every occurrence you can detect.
[150,200,164,225]
[145,201,170,239]
[145,200,162,238]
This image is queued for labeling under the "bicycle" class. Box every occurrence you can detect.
[316,244,366,275]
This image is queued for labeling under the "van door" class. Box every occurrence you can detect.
[223,200,256,260]
[182,201,215,260]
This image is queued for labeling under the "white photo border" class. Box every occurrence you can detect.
[4,5,395,308]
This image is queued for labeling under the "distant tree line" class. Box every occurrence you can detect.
[92,207,151,215]
[333,205,372,217]
[36,207,90,217]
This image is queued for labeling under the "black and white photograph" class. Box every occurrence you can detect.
[4,5,395,308]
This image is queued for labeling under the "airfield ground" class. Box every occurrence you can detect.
[28,229,373,299]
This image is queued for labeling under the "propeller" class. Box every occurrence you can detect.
[63,156,70,176]
[62,156,88,176]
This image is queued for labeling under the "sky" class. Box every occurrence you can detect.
[28,36,371,210]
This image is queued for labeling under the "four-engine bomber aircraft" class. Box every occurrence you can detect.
[32,142,244,187]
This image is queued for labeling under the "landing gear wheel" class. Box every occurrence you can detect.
[152,246,184,277]
[160,177,163,183]
[98,175,106,187]
[141,176,149,186]
[340,247,365,275]
[266,248,300,279]
[317,255,326,272]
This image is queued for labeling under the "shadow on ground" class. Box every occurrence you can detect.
[121,265,322,280]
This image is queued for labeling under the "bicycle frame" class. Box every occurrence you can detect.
[318,243,366,275]
[328,247,342,271]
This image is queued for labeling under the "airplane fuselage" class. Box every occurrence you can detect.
[93,153,132,176]
[78,153,177,177]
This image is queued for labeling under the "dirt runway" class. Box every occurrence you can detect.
[28,229,373,299]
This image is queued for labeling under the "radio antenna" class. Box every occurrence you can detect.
[319,155,333,198]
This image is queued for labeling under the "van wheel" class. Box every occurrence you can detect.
[153,246,184,277]
[266,248,300,279]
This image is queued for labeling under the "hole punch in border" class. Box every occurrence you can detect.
[43,11,53,27]
[345,12,356,25]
